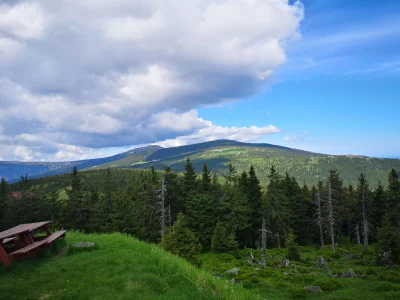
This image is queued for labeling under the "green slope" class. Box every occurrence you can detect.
[0,232,255,300]
[124,141,400,188]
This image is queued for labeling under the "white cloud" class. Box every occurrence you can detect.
[0,2,48,39]
[284,136,298,142]
[0,0,303,161]
[284,131,309,142]
[157,122,281,148]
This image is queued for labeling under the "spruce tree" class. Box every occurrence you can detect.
[377,213,400,264]
[264,166,289,244]
[385,169,400,225]
[243,166,263,247]
[371,182,385,232]
[161,213,202,262]
[201,163,211,191]
[183,158,197,193]
[63,166,87,229]
[0,177,9,230]
[285,232,301,261]
[211,222,238,252]
[185,193,216,249]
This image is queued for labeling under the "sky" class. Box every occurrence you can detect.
[0,0,399,162]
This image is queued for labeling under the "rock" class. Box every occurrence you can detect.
[221,268,240,276]
[347,268,355,277]
[254,268,261,271]
[73,242,95,248]
[304,286,323,294]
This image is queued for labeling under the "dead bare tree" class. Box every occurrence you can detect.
[275,232,281,249]
[157,179,168,239]
[260,217,271,269]
[355,223,361,245]
[168,204,171,228]
[315,189,325,247]
[326,183,336,252]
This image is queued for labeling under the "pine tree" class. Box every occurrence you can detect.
[224,164,237,186]
[0,177,9,230]
[285,232,300,261]
[376,213,400,264]
[243,166,263,247]
[385,169,400,226]
[164,166,184,220]
[357,173,370,248]
[220,183,251,235]
[264,166,289,244]
[185,193,216,249]
[211,222,238,252]
[371,182,385,232]
[161,213,202,262]
[63,166,87,229]
[201,163,211,191]
[183,158,197,193]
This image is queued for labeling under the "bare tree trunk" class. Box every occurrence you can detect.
[261,218,267,269]
[316,190,325,247]
[157,180,167,240]
[276,233,280,249]
[168,204,171,228]
[355,223,361,245]
[327,183,335,252]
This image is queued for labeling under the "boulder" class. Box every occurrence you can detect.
[73,242,95,248]
[304,286,323,294]
[221,268,240,276]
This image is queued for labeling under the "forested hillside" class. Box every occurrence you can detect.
[2,140,400,188]
[1,162,399,258]
[1,161,400,299]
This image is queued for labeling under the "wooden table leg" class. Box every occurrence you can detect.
[20,233,32,246]
[0,244,12,266]
[43,225,52,237]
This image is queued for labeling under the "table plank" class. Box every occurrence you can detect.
[0,222,50,240]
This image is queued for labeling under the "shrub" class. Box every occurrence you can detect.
[211,222,238,252]
[290,287,307,299]
[160,213,202,262]
[375,282,400,292]
[313,277,342,291]
[365,268,377,276]
[378,271,400,283]
[286,233,301,261]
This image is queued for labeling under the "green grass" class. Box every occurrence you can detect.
[0,232,256,300]
[197,246,400,300]
[2,233,400,300]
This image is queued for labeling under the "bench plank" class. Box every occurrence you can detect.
[2,237,16,244]
[11,240,46,256]
[43,230,67,244]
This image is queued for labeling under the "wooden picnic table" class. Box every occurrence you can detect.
[0,222,66,267]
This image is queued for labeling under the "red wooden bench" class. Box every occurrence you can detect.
[0,222,67,266]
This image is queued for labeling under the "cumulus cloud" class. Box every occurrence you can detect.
[157,122,281,148]
[0,0,303,161]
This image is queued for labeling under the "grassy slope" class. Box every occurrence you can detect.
[0,232,255,300]
[128,145,400,188]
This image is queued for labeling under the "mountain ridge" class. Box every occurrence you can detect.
[1,139,399,187]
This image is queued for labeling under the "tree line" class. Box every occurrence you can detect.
[0,160,399,263]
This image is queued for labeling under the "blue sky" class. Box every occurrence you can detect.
[199,0,400,157]
[0,0,399,161]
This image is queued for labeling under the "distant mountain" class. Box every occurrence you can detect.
[1,140,399,187]
[0,145,161,182]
